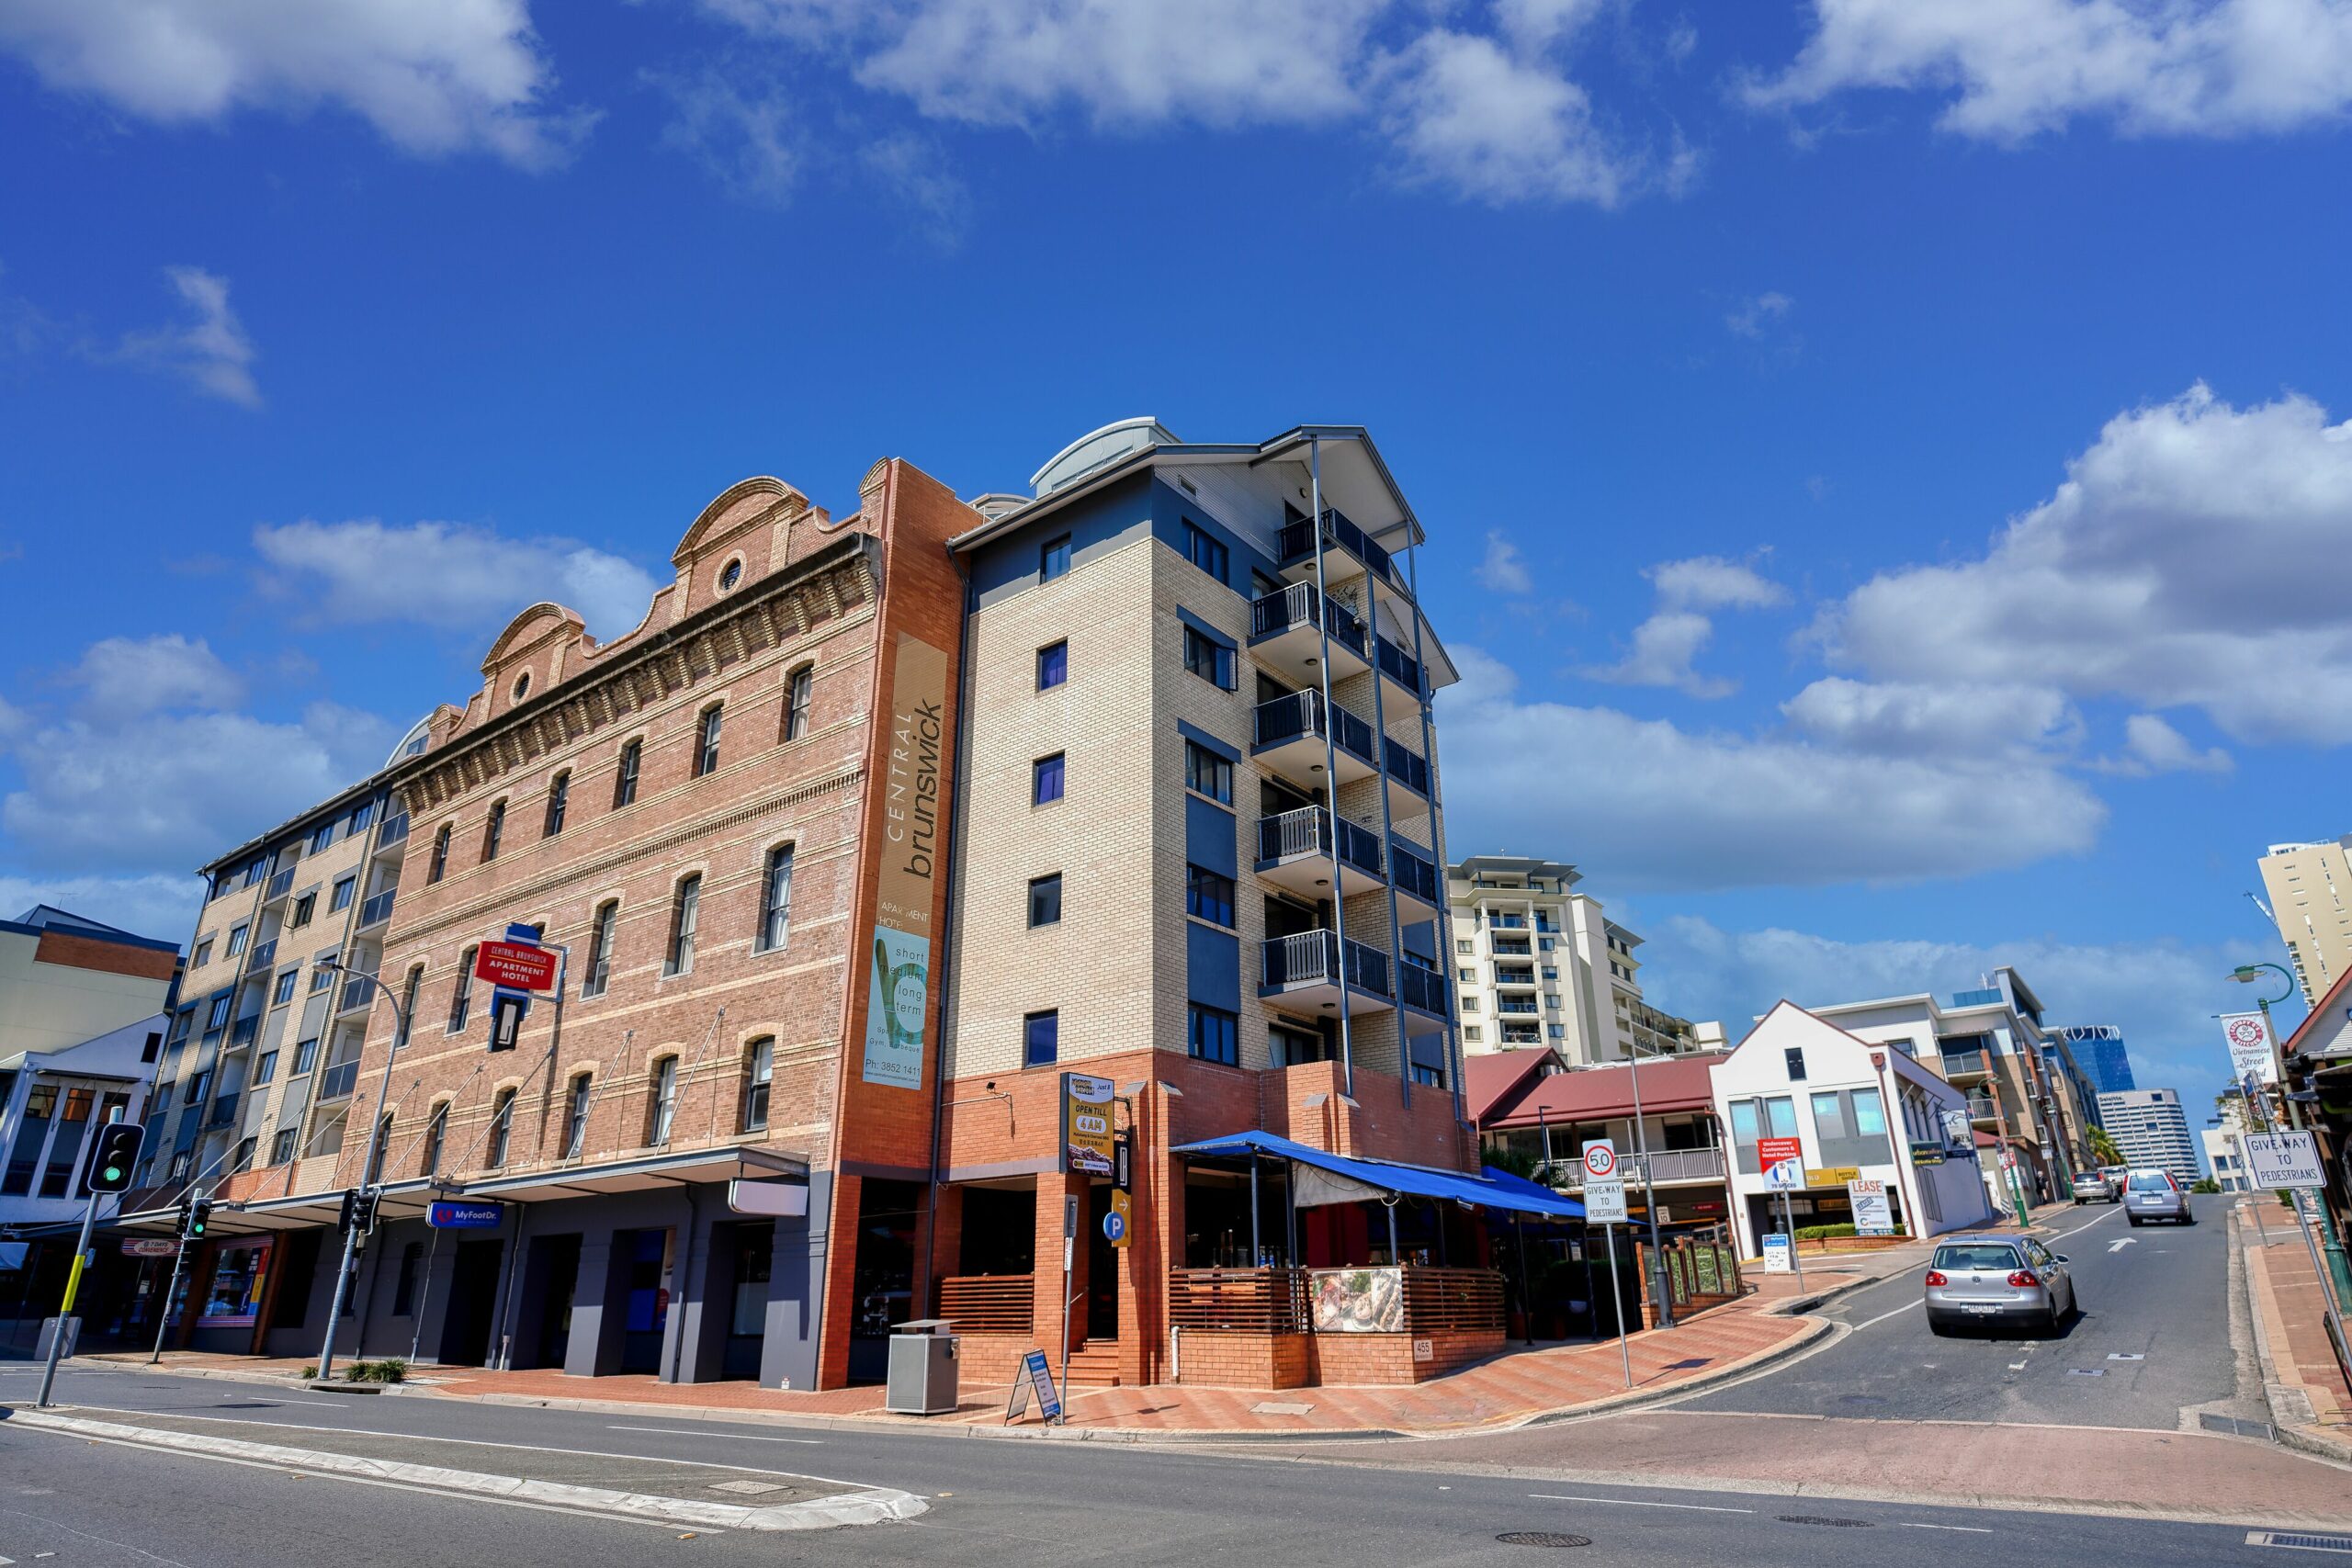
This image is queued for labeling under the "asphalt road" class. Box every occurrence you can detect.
[0,1374,2296,1568]
[1679,1199,2249,1431]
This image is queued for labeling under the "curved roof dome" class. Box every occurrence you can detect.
[387,714,435,766]
[1029,417,1179,497]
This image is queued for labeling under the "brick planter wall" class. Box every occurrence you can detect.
[1171,1329,1312,1389]
[1308,1328,1503,1385]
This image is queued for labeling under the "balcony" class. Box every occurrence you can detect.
[1492,966,1537,990]
[1496,998,1540,1016]
[1255,807,1385,898]
[337,974,378,1015]
[1274,508,1404,596]
[227,1015,260,1049]
[206,1091,240,1128]
[262,867,295,903]
[1381,736,1432,813]
[357,889,395,929]
[1251,690,1378,789]
[245,938,277,970]
[1489,914,1528,930]
[1500,1024,1543,1044]
[375,813,411,851]
[1260,931,1393,1017]
[318,1059,362,1101]
[1938,1048,1994,1084]
[1966,1092,2001,1125]
[1390,839,1441,917]
[1397,962,1450,1019]
[1248,582,1370,682]
[1490,938,1532,958]
[1374,635,1428,706]
[1555,1146,1725,1190]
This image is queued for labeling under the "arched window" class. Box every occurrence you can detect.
[757,845,794,952]
[741,1038,775,1134]
[665,875,700,976]
[427,824,451,883]
[563,1072,593,1158]
[421,1101,447,1177]
[481,799,506,861]
[647,1057,679,1146]
[613,739,642,808]
[487,1089,515,1168]
[694,705,723,778]
[783,666,813,740]
[543,771,570,837]
[449,948,477,1032]
[582,901,617,998]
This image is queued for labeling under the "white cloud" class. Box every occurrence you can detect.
[1724,290,1792,339]
[1648,554,1787,611]
[112,267,259,408]
[1440,648,2106,890]
[1474,530,1534,595]
[63,635,243,721]
[1815,384,2352,745]
[1376,28,1636,208]
[1638,914,2269,1105]
[647,66,799,208]
[1752,0,2352,141]
[0,873,199,948]
[251,518,659,640]
[1578,610,1735,698]
[1781,677,2082,760]
[0,0,588,166]
[2097,712,2234,776]
[859,132,972,247]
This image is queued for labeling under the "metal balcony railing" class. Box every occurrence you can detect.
[1496,998,1540,1016]
[1939,1049,1992,1077]
[1251,690,1378,768]
[1275,508,1401,592]
[228,1015,260,1049]
[264,867,295,900]
[1490,939,1532,957]
[1489,914,1527,930]
[1255,807,1385,880]
[206,1091,240,1128]
[1261,931,1392,998]
[246,939,277,970]
[1374,635,1427,698]
[358,889,395,928]
[376,813,411,848]
[1248,581,1369,660]
[318,1059,361,1101]
[1382,737,1431,797]
[1397,963,1449,1016]
[338,974,378,1014]
[1390,841,1440,904]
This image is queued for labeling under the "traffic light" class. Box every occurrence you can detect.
[81,1122,144,1195]
[183,1199,211,1239]
[337,1189,378,1235]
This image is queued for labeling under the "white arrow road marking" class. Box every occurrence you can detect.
[2108,1237,2136,1252]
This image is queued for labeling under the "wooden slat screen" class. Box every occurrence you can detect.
[1166,1268,1310,1333]
[937,1275,1033,1334]
[1401,1267,1506,1335]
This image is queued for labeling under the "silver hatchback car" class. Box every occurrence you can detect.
[2124,1168,2192,1226]
[1925,1236,2077,1336]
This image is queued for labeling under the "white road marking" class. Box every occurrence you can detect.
[607,1425,823,1445]
[1851,1299,1925,1332]
[1530,1494,1755,1513]
[1897,1521,1995,1534]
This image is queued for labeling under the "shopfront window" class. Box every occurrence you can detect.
[201,1238,275,1326]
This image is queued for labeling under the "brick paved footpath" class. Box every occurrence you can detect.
[2240,1199,2352,1455]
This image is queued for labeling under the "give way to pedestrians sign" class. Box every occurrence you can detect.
[1582,1140,1618,1180]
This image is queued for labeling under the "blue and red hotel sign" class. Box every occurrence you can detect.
[427,1201,505,1229]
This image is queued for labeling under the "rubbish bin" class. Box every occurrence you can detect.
[884,1318,958,1415]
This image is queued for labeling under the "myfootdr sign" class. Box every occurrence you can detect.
[473,941,558,992]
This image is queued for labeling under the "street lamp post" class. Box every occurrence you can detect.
[2230,964,2352,1306]
[312,954,413,1382]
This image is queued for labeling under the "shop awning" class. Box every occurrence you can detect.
[1171,1129,1585,1220]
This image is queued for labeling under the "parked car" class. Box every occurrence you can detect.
[2072,1169,2119,1204]
[2124,1168,2192,1226]
[1925,1236,2077,1336]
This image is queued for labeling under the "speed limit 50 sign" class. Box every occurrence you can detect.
[1582,1140,1618,1179]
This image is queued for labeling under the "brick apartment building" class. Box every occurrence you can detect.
[119,421,1571,1392]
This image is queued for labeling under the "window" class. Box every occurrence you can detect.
[665,875,700,976]
[294,1036,320,1075]
[1182,520,1228,582]
[1033,753,1065,806]
[227,924,250,957]
[330,875,356,912]
[1041,534,1071,581]
[784,666,813,740]
[1182,626,1236,689]
[487,1089,514,1168]
[614,739,642,807]
[428,826,451,883]
[1023,1010,1058,1067]
[1457,939,1473,955]
[449,948,476,1032]
[695,705,723,777]
[741,1038,774,1134]
[1188,1004,1238,1066]
[1185,864,1235,927]
[288,892,316,929]
[648,1057,679,1145]
[1784,1046,1806,1081]
[1035,640,1068,691]
[544,772,570,837]
[481,800,505,861]
[1030,869,1068,931]
[170,1149,193,1179]
[244,857,266,887]
[207,993,233,1031]
[422,1102,447,1175]
[1270,1023,1324,1066]
[563,1074,592,1157]
[397,969,420,1047]
[193,938,214,967]
[583,902,617,997]
[718,558,742,592]
[1548,1024,1566,1040]
[1463,1025,1482,1042]
[271,1129,299,1165]
[1182,741,1231,804]
[272,968,300,1005]
[758,846,795,951]
[311,823,336,853]
[393,1243,424,1315]
[185,1069,211,1105]
[348,801,373,834]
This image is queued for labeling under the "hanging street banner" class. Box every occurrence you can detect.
[2244,1131,2324,1190]
[1061,1072,1116,1176]
[864,634,950,1091]
[2222,1012,2280,1088]
[1849,1179,1894,1235]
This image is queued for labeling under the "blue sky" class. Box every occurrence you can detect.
[3,0,2347,1133]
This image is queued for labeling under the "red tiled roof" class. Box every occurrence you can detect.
[1480,1052,1730,1129]
[1463,1048,1560,1122]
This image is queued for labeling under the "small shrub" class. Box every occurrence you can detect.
[299,1365,318,1380]
[344,1358,408,1383]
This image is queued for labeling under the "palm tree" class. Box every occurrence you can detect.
[2089,1125,2122,1168]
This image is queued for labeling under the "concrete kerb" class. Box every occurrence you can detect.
[2235,1202,2352,1468]
[0,1407,927,1531]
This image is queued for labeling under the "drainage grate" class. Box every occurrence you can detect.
[2107,1352,2144,1361]
[2202,1413,2278,1441]
[1777,1516,1875,1529]
[2248,1529,2352,1553]
[2066,1368,2106,1377]
[1497,1532,1592,1549]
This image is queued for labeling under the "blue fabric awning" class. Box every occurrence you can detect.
[1170,1128,1585,1221]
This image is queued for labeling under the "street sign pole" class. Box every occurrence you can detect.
[35,1188,101,1407]
[146,1232,189,1366]
[1607,1222,1630,1387]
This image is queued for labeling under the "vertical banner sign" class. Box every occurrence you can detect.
[1062,1074,1116,1176]
[2222,1012,2279,1088]
[863,634,950,1089]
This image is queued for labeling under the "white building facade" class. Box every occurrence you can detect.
[2098,1089,2200,1184]
[1712,1003,1994,1258]
[0,1011,167,1232]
